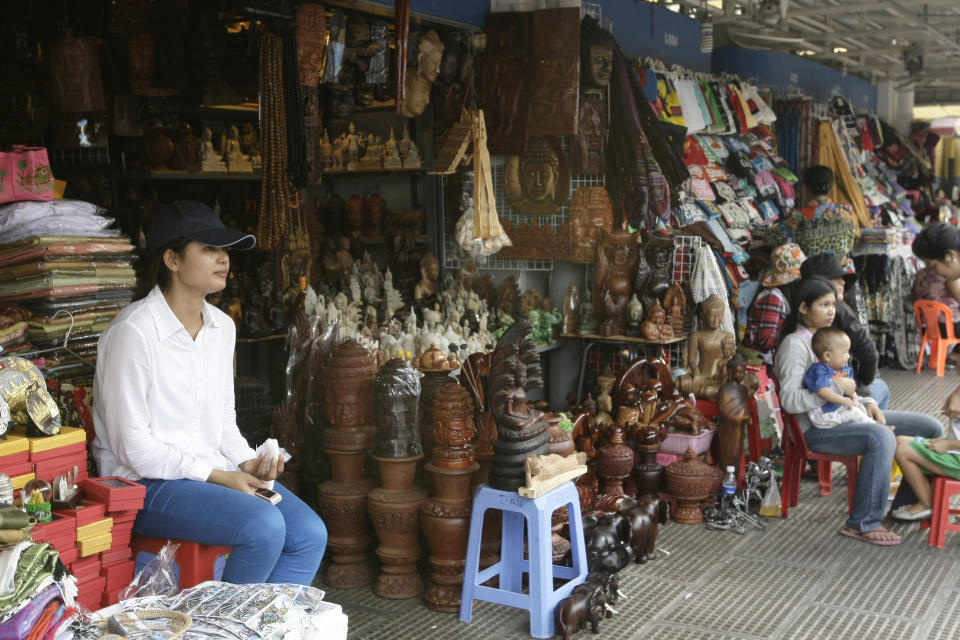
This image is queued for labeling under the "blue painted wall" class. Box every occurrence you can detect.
[369,0,486,26]
[603,1,712,72]
[711,45,877,110]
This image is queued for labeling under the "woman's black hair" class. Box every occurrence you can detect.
[132,237,192,301]
[803,165,835,197]
[777,276,837,345]
[912,222,960,262]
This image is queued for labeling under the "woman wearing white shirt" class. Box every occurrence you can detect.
[92,201,326,585]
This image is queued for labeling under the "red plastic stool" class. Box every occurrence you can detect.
[131,536,232,589]
[920,476,960,548]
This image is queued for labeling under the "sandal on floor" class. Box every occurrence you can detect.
[839,526,901,546]
[891,505,933,521]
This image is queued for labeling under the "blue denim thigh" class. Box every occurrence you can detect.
[868,378,891,411]
[803,421,896,532]
[135,479,287,584]
[883,410,943,440]
[265,482,327,585]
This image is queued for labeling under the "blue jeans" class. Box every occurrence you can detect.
[868,378,891,410]
[803,410,942,532]
[134,479,327,585]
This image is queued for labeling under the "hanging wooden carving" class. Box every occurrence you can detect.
[527,7,580,137]
[504,136,569,215]
[481,11,532,155]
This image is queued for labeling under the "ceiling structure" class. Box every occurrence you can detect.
[653,0,960,104]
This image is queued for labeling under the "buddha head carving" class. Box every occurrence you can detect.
[373,359,423,457]
[726,353,746,383]
[505,137,569,215]
[568,187,614,263]
[321,339,377,431]
[400,75,432,118]
[416,30,444,83]
[430,382,476,467]
[700,294,725,330]
[580,16,614,96]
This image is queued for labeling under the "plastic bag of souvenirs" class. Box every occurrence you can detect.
[0,146,55,204]
[120,540,180,600]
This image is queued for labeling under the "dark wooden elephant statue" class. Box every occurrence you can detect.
[556,582,607,639]
[585,569,622,612]
[619,496,665,564]
[584,512,633,573]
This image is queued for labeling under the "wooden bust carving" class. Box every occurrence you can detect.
[640,299,674,341]
[675,295,735,401]
[572,16,613,175]
[568,187,614,263]
[497,274,521,317]
[504,137,569,215]
[594,230,637,337]
[663,282,687,337]
[414,252,440,300]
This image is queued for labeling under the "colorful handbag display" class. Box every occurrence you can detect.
[0,147,55,204]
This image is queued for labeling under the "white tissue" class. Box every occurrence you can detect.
[255,438,292,490]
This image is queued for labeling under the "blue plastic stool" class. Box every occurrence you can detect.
[459,481,587,638]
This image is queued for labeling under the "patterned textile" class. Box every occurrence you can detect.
[912,265,960,319]
[766,200,857,257]
[743,287,790,353]
[689,245,735,335]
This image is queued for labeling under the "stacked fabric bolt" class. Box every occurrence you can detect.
[0,303,32,356]
[0,540,78,637]
[0,200,137,378]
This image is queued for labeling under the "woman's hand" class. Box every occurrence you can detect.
[926,438,952,454]
[943,386,960,419]
[207,469,267,494]
[240,455,285,482]
[865,403,886,424]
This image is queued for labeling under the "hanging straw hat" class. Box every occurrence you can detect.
[761,243,806,287]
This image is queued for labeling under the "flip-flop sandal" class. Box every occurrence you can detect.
[839,527,901,546]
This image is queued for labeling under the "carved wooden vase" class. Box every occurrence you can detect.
[664,447,714,524]
[316,339,377,588]
[316,450,377,588]
[419,367,454,456]
[367,455,427,599]
[547,415,576,457]
[596,425,634,496]
[632,425,665,501]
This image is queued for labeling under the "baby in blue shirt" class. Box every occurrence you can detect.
[803,327,874,428]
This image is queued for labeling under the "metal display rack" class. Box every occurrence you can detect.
[441,144,605,272]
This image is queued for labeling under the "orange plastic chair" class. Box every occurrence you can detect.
[920,476,960,548]
[914,300,960,377]
[131,536,232,589]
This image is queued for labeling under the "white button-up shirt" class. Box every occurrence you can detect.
[92,286,255,481]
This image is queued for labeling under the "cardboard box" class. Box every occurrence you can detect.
[101,588,124,609]
[9,472,33,491]
[77,531,112,557]
[2,461,33,478]
[33,453,87,482]
[0,450,29,467]
[58,546,78,565]
[0,432,28,458]
[107,508,140,524]
[30,513,75,541]
[76,517,113,541]
[30,441,86,463]
[26,427,86,453]
[100,546,132,565]
[80,477,145,512]
[53,500,106,527]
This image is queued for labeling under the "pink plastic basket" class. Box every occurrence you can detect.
[660,430,715,456]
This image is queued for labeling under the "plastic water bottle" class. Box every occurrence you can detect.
[721,465,737,510]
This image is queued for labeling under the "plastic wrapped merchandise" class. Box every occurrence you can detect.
[365,21,390,85]
[454,169,511,258]
[0,356,61,435]
[322,10,346,84]
[372,358,422,457]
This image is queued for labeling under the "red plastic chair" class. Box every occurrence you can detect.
[914,300,960,377]
[131,536,232,589]
[773,379,858,518]
[920,476,960,548]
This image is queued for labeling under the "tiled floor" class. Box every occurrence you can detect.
[317,367,960,639]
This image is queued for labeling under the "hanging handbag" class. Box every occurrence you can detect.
[0,146,55,204]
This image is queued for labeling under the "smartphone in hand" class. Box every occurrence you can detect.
[254,487,282,505]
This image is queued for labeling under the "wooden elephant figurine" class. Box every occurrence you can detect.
[618,496,664,564]
[584,570,622,616]
[584,513,634,573]
[556,582,607,639]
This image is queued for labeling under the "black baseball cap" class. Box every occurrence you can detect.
[147,200,256,251]
[800,252,857,286]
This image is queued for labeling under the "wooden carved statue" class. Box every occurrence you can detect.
[675,295,736,401]
[414,252,440,300]
[504,136,569,215]
[640,299,674,341]
[594,230,638,337]
[487,320,556,491]
[497,274,521,318]
[715,355,751,470]
[633,234,674,314]
[663,281,687,337]
[571,16,613,175]
[568,187,614,263]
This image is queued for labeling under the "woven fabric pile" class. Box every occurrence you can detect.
[0,537,79,639]
[0,201,136,378]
